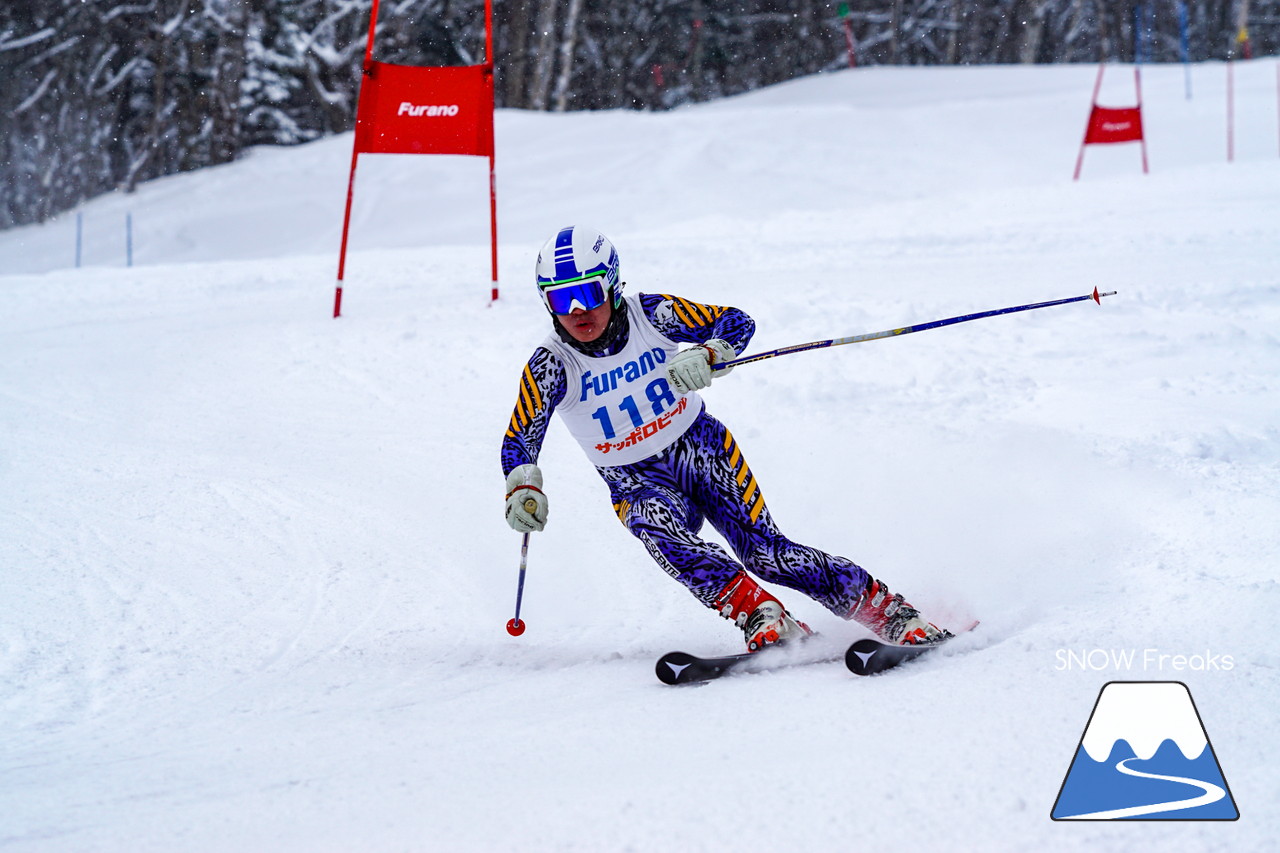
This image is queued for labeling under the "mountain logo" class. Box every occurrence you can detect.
[1051,681,1239,821]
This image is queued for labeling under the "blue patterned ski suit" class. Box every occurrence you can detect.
[501,293,872,616]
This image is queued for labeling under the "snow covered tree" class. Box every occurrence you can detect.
[0,0,253,224]
[1,0,1274,230]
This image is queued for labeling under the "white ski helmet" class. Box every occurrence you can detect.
[535,225,622,315]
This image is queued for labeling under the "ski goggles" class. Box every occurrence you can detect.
[540,274,610,315]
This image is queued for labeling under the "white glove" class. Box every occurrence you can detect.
[504,464,548,533]
[665,339,737,394]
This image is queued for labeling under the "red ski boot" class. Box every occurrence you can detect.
[714,571,813,652]
[847,579,952,645]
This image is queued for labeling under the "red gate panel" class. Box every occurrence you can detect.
[1083,105,1144,145]
[353,61,494,157]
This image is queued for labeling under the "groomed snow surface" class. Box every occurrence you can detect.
[2,60,1278,851]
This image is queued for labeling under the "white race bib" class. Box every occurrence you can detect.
[546,295,702,466]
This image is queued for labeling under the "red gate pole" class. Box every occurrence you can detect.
[361,0,380,68]
[334,0,383,318]
[1135,65,1149,173]
[489,154,499,301]
[1073,63,1107,181]
[486,0,499,301]
[334,147,360,318]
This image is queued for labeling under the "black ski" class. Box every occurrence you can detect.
[845,619,980,675]
[655,650,752,685]
[658,623,978,684]
[656,641,841,685]
[843,638,939,675]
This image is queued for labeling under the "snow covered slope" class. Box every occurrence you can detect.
[2,60,1278,851]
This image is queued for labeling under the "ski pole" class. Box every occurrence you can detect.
[713,287,1116,371]
[506,498,538,636]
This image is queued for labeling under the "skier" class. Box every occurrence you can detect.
[501,225,952,652]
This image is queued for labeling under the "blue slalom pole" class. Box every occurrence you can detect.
[714,288,1117,372]
[126,212,133,267]
[1179,2,1192,99]
[75,212,83,268]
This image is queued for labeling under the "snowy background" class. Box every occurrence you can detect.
[2,60,1278,850]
